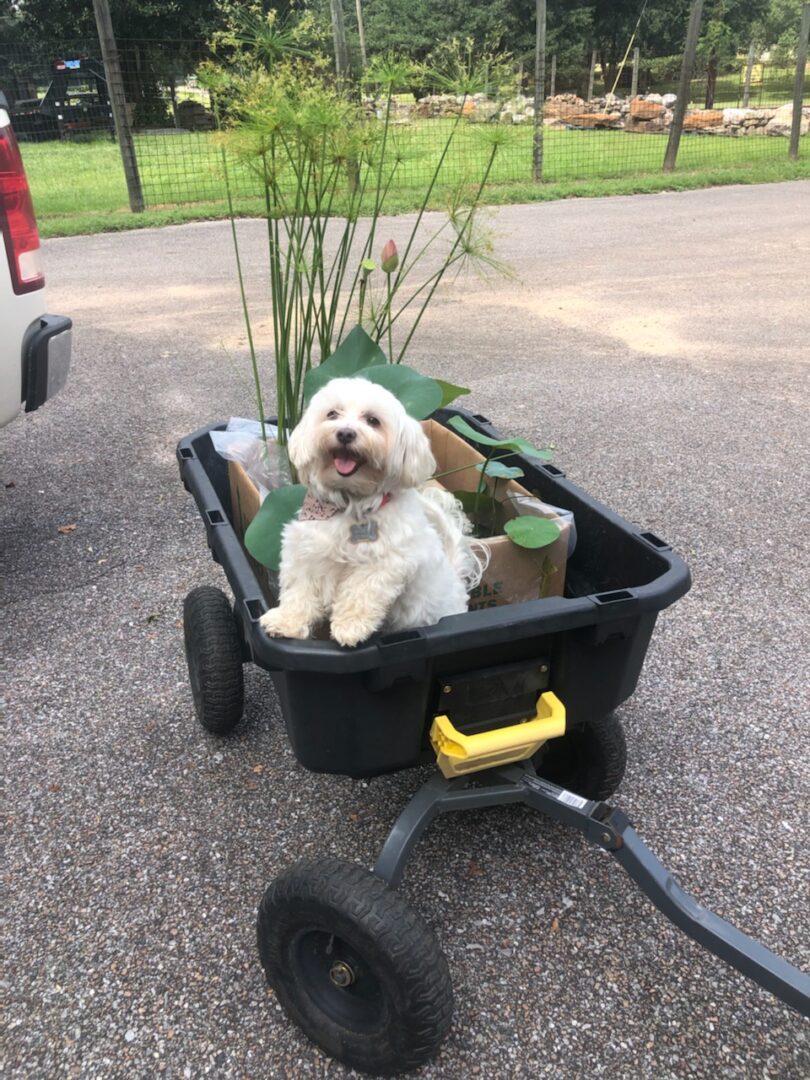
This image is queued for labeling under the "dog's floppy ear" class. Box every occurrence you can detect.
[287,403,318,487]
[389,413,436,489]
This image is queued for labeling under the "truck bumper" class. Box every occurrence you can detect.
[23,314,72,412]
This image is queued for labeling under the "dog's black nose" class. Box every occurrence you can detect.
[336,428,356,445]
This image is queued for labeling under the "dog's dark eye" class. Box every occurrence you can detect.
[326,409,339,420]
[366,415,381,428]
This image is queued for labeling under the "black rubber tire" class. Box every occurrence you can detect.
[534,712,627,801]
[183,586,244,734]
[257,858,453,1075]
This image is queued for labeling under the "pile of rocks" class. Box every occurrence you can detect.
[720,102,810,136]
[362,94,417,123]
[413,93,499,120]
[363,92,500,122]
[534,92,809,138]
[361,89,809,138]
[498,93,536,124]
[624,94,675,132]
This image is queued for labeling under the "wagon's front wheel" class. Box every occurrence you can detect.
[183,586,244,734]
[534,712,627,801]
[257,857,453,1075]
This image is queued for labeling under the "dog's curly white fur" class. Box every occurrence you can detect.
[259,377,486,647]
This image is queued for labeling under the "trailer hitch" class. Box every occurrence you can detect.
[373,764,810,1018]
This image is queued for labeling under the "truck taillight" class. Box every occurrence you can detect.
[0,115,45,294]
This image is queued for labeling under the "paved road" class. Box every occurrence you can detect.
[3,182,809,1079]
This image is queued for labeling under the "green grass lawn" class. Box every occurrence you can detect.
[655,63,810,107]
[21,120,810,238]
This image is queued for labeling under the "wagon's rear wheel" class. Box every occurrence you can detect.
[183,585,244,734]
[534,712,627,801]
[257,857,453,1075]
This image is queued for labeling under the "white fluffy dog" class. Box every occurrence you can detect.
[259,376,484,647]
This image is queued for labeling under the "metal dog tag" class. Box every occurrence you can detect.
[350,519,379,543]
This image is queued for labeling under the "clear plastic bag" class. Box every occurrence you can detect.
[210,418,290,501]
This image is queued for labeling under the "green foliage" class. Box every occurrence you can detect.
[356,0,513,62]
[303,324,388,403]
[203,16,512,442]
[753,0,808,59]
[447,415,552,460]
[10,0,225,51]
[475,460,524,479]
[0,0,21,41]
[435,379,472,407]
[504,516,561,548]
[304,325,460,419]
[441,414,560,553]
[427,37,515,97]
[364,52,423,91]
[244,483,307,571]
[211,5,326,70]
[450,489,561,551]
[359,363,444,419]
[451,489,500,518]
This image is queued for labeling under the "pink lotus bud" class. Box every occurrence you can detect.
[380,239,399,274]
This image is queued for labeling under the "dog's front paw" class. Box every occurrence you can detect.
[259,608,311,640]
[330,617,377,648]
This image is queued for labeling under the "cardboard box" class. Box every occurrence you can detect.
[422,420,569,608]
[229,459,275,601]
[227,419,569,612]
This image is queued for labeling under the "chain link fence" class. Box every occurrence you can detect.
[1,36,807,219]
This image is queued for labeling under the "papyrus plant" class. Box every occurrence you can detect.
[200,19,515,444]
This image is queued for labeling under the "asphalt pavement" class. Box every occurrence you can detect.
[2,181,809,1079]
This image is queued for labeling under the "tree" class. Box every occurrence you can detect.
[753,0,807,60]
[10,0,227,43]
[695,0,768,105]
[0,1,22,40]
[356,0,513,61]
[8,0,230,125]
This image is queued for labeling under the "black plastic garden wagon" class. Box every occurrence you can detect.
[177,408,810,1075]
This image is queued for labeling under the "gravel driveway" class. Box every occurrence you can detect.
[3,181,809,1079]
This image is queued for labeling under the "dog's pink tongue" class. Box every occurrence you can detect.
[334,456,357,476]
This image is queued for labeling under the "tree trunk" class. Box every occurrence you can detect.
[601,56,616,95]
[169,73,179,128]
[587,49,597,101]
[355,0,367,70]
[330,0,351,79]
[704,50,718,109]
[742,42,755,107]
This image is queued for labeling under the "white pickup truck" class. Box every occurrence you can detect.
[0,94,71,428]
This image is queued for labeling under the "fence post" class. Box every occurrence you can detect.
[91,0,144,213]
[532,0,547,182]
[663,0,705,173]
[549,53,556,98]
[631,46,640,97]
[742,42,755,107]
[587,49,597,101]
[789,3,810,161]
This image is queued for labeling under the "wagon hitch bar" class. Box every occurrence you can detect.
[373,764,810,1017]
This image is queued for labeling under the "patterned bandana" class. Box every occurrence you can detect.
[297,491,392,522]
[298,491,341,521]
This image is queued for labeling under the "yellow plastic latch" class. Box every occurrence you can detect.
[429,691,566,778]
